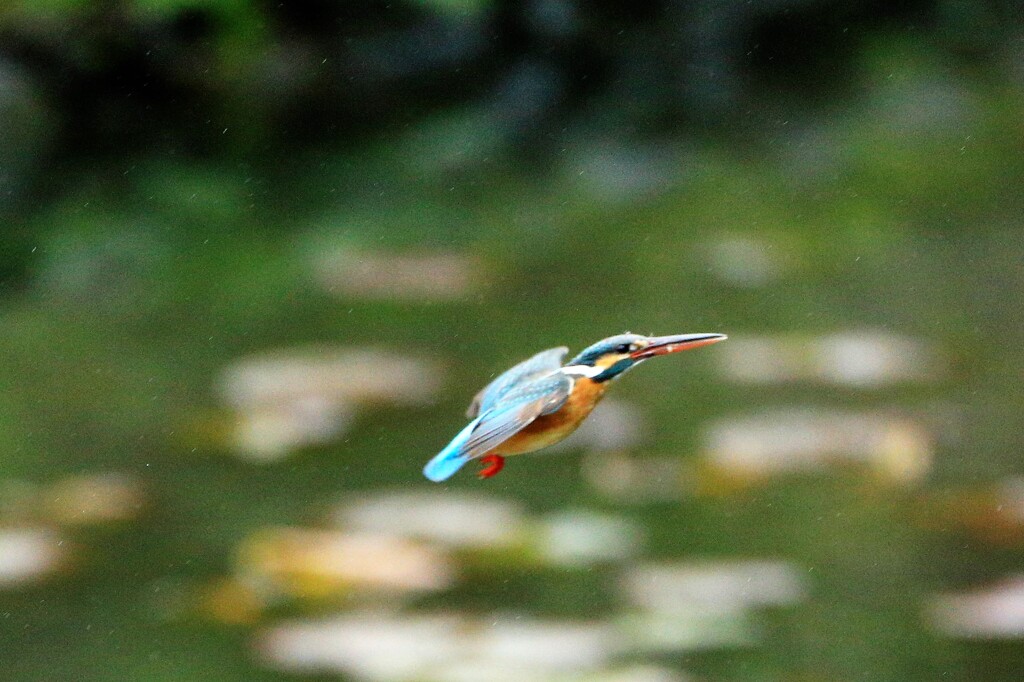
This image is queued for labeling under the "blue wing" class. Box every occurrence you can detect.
[424,371,573,482]
[467,346,568,418]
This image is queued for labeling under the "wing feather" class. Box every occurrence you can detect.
[460,372,573,460]
[467,346,568,418]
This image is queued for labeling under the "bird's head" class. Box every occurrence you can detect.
[568,332,727,382]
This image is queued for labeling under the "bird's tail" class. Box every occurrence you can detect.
[423,419,479,482]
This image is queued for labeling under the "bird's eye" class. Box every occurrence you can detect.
[615,343,634,354]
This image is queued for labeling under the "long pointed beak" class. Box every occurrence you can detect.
[630,333,727,360]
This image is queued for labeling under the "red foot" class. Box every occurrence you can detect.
[478,454,505,479]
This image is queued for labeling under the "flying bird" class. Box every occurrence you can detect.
[423,332,726,481]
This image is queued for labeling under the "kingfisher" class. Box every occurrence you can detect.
[423,332,726,481]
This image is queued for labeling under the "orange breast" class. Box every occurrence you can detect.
[496,377,607,456]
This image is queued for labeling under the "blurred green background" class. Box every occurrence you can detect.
[2,1,1024,681]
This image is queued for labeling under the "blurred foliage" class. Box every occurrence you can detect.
[0,1,1020,287]
[0,0,1021,174]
